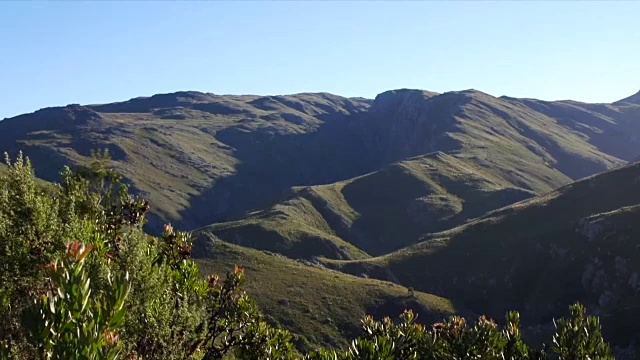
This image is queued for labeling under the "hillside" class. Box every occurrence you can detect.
[2,88,639,242]
[0,93,373,233]
[196,151,535,258]
[322,160,640,349]
[193,239,461,351]
[368,89,629,186]
[614,89,640,106]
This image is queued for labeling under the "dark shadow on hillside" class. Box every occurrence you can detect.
[337,159,535,255]
[334,162,640,349]
[179,111,388,230]
[363,293,477,327]
[180,91,479,232]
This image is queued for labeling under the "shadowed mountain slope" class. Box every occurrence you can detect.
[322,160,640,349]
[195,151,535,258]
[614,90,640,106]
[0,92,373,233]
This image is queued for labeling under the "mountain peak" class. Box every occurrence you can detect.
[89,90,218,113]
[614,89,640,105]
[372,89,439,110]
[375,88,439,99]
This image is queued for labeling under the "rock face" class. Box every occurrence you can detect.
[577,217,605,242]
[369,89,461,164]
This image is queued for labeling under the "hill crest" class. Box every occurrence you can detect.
[1,87,638,236]
[615,90,640,105]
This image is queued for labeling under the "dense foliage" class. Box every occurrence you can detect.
[0,152,614,359]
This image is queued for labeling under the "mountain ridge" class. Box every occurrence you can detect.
[1,87,639,239]
[6,88,639,121]
[615,90,640,105]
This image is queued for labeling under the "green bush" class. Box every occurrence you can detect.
[0,152,296,360]
[23,240,129,360]
[0,152,615,359]
[307,306,612,360]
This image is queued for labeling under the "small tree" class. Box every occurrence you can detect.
[552,303,613,360]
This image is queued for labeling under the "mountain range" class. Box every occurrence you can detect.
[2,87,640,355]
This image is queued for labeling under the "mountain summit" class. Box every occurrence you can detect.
[615,89,640,105]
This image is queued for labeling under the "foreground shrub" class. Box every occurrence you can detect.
[0,152,296,360]
[23,241,129,360]
[307,306,612,360]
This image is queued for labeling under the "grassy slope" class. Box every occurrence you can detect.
[194,90,636,261]
[195,196,371,260]
[196,151,536,258]
[1,88,638,249]
[0,93,372,234]
[323,161,640,347]
[440,91,623,188]
[194,240,460,351]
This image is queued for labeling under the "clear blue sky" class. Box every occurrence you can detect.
[1,1,639,119]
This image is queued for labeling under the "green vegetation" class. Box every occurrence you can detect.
[0,153,292,359]
[195,240,457,350]
[307,304,613,360]
[0,154,617,359]
[199,152,535,257]
[196,197,371,261]
[24,240,129,360]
